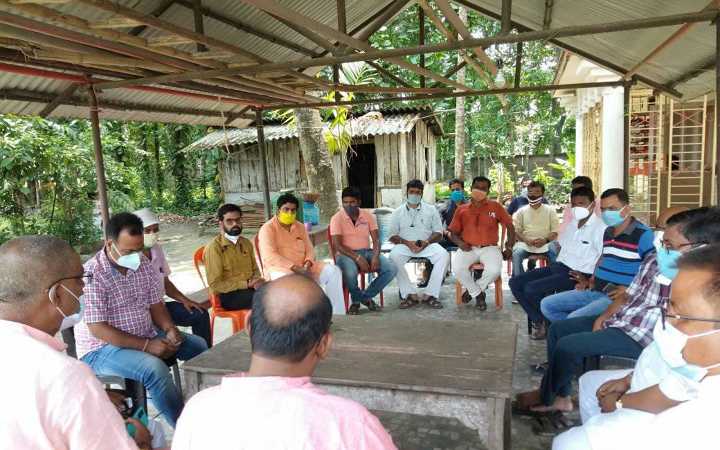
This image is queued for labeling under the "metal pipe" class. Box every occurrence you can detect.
[255,109,272,219]
[623,80,632,190]
[88,86,110,239]
[92,10,718,92]
[716,18,719,202]
[266,80,626,110]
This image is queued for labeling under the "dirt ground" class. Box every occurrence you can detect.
[160,220,563,450]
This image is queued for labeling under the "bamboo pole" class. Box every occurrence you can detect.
[88,85,110,238]
[255,108,272,219]
[92,10,716,92]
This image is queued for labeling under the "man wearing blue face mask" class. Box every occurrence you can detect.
[552,244,720,450]
[75,212,208,428]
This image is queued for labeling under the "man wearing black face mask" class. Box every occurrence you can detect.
[204,203,265,311]
[330,187,398,315]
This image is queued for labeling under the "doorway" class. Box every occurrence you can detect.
[346,144,376,208]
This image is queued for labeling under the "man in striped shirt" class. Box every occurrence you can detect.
[539,189,655,322]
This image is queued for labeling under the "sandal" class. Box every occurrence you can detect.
[348,304,361,315]
[531,412,576,436]
[361,300,380,311]
[422,296,444,309]
[399,297,419,309]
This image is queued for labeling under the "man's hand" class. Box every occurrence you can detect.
[180,298,205,313]
[126,418,152,450]
[370,255,381,272]
[599,392,621,414]
[458,240,472,252]
[417,240,429,251]
[355,255,371,273]
[303,260,314,270]
[608,286,627,303]
[592,313,610,332]
[531,238,546,248]
[405,241,421,253]
[597,376,631,401]
[570,271,590,290]
[291,264,309,275]
[248,277,265,289]
[165,327,184,346]
[145,338,177,359]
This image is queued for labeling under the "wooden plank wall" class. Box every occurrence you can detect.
[222,138,306,193]
[375,133,403,188]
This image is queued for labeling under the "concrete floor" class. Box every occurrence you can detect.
[159,221,563,450]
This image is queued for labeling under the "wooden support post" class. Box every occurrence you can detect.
[419,4,425,88]
[192,0,207,53]
[514,42,522,88]
[501,0,512,35]
[623,80,631,191]
[334,0,346,103]
[333,65,340,103]
[88,85,110,238]
[716,17,719,201]
[255,108,272,220]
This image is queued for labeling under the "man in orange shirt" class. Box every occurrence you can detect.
[258,193,345,315]
[449,176,516,310]
[330,187,397,315]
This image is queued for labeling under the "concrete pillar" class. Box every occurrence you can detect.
[601,87,625,191]
[574,111,584,176]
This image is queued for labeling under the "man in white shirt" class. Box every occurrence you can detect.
[509,187,606,339]
[0,235,145,450]
[552,245,720,450]
[511,180,559,276]
[388,179,449,309]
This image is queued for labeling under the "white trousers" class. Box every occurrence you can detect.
[578,369,633,424]
[453,246,502,298]
[269,264,346,315]
[552,426,592,450]
[389,243,449,298]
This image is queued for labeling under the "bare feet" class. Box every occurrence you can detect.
[530,395,573,413]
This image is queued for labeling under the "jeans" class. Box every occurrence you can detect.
[540,289,613,322]
[539,315,643,405]
[165,301,212,348]
[81,330,207,427]
[509,262,576,324]
[335,249,397,304]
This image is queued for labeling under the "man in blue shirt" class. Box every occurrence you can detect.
[539,188,655,322]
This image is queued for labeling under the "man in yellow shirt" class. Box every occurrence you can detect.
[204,204,265,310]
[511,181,559,277]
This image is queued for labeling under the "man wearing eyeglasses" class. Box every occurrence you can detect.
[75,212,208,428]
[515,207,714,415]
[553,243,720,450]
[0,236,146,449]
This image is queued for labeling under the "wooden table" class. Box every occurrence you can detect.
[182,316,517,450]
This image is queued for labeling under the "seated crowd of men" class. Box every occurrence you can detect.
[2,170,719,449]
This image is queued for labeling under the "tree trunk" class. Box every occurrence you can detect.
[453,6,467,180]
[152,124,162,204]
[293,107,339,223]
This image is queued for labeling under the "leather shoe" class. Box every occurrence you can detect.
[475,291,487,311]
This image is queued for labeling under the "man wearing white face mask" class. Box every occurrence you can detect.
[134,208,212,348]
[76,212,208,428]
[553,244,720,450]
[0,235,147,449]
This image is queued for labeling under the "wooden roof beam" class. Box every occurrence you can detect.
[239,0,470,90]
[542,0,554,30]
[38,83,78,117]
[90,17,143,29]
[129,0,176,36]
[434,0,497,75]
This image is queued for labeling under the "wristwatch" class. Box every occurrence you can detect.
[615,397,624,410]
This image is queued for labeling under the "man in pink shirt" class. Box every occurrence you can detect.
[0,235,147,450]
[330,186,397,315]
[173,275,397,450]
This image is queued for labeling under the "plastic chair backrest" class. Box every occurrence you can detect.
[327,227,338,262]
[193,246,207,288]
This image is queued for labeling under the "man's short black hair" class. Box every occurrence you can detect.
[406,179,424,191]
[570,186,595,202]
[601,188,629,205]
[217,203,243,221]
[683,207,720,245]
[276,193,300,209]
[666,207,709,231]
[249,280,333,362]
[677,245,720,311]
[106,212,143,240]
[527,180,545,193]
[341,186,362,200]
[472,176,491,189]
[448,178,464,188]
[571,176,593,190]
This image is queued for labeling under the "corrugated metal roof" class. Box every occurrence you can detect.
[465,0,715,100]
[185,112,438,151]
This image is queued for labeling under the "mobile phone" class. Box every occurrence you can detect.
[602,283,620,293]
[125,407,149,438]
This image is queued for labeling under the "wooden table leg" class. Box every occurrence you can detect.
[487,397,511,450]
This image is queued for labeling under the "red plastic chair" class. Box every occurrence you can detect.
[193,246,250,344]
[327,228,385,313]
[455,223,507,310]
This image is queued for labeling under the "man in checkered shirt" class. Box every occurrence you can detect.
[75,212,207,427]
[515,206,715,414]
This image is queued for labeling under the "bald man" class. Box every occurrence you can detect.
[0,236,145,450]
[173,275,397,450]
[516,207,710,415]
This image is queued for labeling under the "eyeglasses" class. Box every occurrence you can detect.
[48,272,93,289]
[657,306,720,330]
[656,241,705,251]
